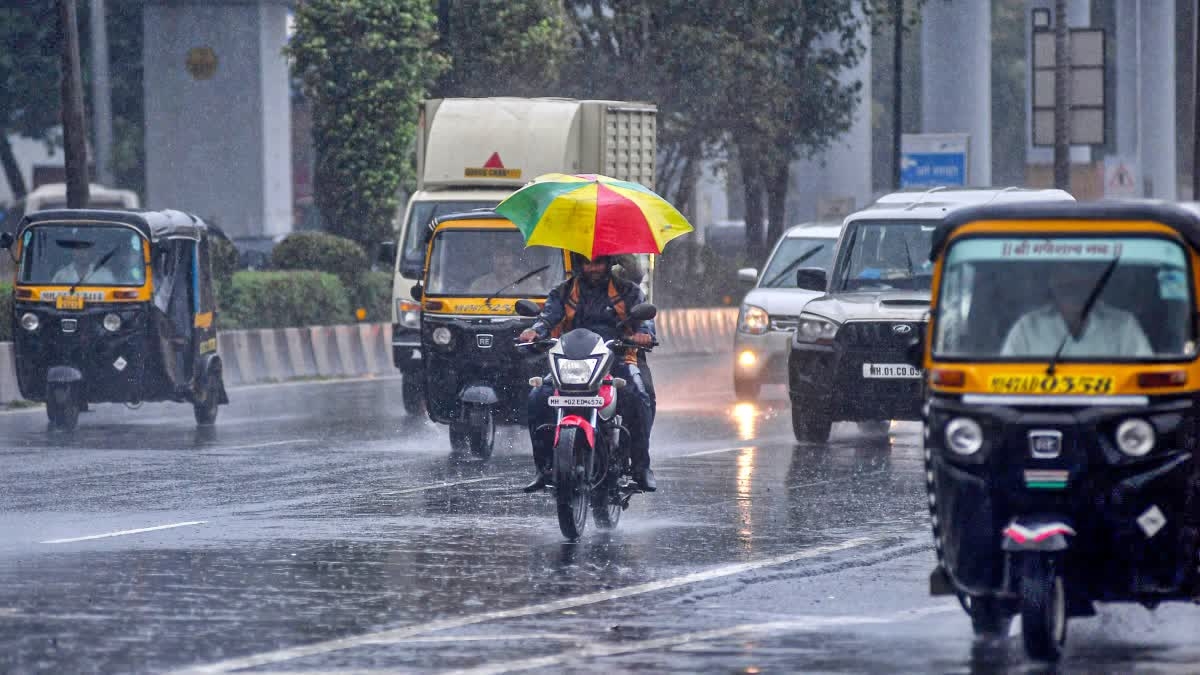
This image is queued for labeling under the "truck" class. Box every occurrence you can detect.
[389,97,658,414]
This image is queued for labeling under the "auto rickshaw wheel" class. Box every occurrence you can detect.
[449,405,494,459]
[194,375,221,426]
[46,386,80,432]
[1020,553,1067,662]
[402,375,424,416]
[963,594,1014,638]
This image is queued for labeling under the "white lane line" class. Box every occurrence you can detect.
[41,520,207,544]
[676,445,753,458]
[378,477,503,496]
[446,605,958,675]
[168,536,881,675]
[205,439,318,452]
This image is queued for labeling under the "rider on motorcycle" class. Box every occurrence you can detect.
[519,254,658,493]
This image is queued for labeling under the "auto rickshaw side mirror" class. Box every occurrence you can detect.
[628,302,657,322]
[410,284,423,300]
[0,232,12,250]
[378,240,396,266]
[795,267,827,292]
[515,299,541,317]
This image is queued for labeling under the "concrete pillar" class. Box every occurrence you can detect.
[787,18,872,223]
[1138,1,1176,199]
[1113,1,1138,162]
[921,0,990,186]
[143,0,292,244]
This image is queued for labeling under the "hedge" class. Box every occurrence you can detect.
[354,271,393,323]
[270,231,367,289]
[221,271,352,329]
[0,282,10,342]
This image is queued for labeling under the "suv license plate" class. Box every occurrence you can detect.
[548,396,604,408]
[862,363,922,379]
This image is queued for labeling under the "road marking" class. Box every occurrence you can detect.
[676,445,753,458]
[41,520,207,544]
[205,439,318,452]
[168,536,881,674]
[378,477,503,496]
[445,605,959,675]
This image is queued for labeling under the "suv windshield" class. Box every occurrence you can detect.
[426,229,563,297]
[19,225,146,286]
[934,236,1195,360]
[834,221,936,292]
[759,237,836,288]
[401,200,501,275]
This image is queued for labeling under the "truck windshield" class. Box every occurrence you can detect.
[19,225,146,287]
[933,236,1195,360]
[759,237,836,288]
[400,200,501,275]
[426,229,563,297]
[833,221,936,292]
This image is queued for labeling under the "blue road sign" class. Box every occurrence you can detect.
[900,152,966,187]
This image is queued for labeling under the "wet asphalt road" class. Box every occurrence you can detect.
[2,354,1200,674]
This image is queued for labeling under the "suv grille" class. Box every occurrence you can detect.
[770,315,800,332]
[837,321,926,348]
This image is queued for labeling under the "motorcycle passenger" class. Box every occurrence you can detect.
[520,254,658,493]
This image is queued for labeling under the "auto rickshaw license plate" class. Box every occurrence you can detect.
[988,374,1114,395]
[55,295,85,310]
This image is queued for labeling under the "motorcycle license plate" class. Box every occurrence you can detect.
[56,294,85,310]
[548,396,605,408]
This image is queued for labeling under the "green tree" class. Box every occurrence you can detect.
[287,0,448,250]
[0,1,62,200]
[435,0,572,98]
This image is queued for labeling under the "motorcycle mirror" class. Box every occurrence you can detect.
[515,299,541,317]
[627,303,657,322]
[0,232,12,250]
[409,284,423,301]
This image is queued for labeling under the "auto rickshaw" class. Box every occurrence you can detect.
[411,211,570,457]
[1,209,228,430]
[917,201,1200,661]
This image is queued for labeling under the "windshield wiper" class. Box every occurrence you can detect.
[70,246,118,294]
[485,264,551,307]
[765,246,823,288]
[901,237,916,277]
[1045,256,1121,376]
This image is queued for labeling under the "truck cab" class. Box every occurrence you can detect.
[786,187,1075,443]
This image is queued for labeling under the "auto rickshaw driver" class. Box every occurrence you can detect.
[51,240,117,285]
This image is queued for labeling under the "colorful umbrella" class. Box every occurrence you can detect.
[494,173,693,259]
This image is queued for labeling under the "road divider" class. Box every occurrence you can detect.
[0,308,738,402]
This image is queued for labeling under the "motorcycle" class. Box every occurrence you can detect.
[515,298,657,540]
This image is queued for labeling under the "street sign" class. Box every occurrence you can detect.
[900,133,969,187]
[1103,156,1138,198]
[1031,26,1106,146]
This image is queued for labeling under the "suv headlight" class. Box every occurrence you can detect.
[795,313,840,344]
[555,357,598,385]
[396,300,420,329]
[738,304,769,335]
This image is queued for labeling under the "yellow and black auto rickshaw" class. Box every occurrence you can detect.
[411,210,571,457]
[918,201,1200,661]
[1,209,228,430]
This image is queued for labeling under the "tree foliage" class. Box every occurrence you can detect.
[0,1,63,199]
[287,0,448,250]
[435,0,572,98]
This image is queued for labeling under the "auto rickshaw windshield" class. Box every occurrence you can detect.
[19,225,147,287]
[426,229,564,297]
[933,235,1196,360]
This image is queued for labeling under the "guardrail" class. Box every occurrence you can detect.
[0,308,738,403]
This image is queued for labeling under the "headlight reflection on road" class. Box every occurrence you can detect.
[731,402,759,441]
[736,446,757,552]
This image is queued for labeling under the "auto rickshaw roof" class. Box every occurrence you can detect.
[18,208,211,242]
[422,209,515,243]
[930,200,1200,260]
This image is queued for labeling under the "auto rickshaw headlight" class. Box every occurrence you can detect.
[945,417,983,456]
[103,313,122,332]
[432,326,453,346]
[20,312,39,332]
[1115,418,1155,457]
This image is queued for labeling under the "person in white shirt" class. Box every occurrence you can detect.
[469,248,546,295]
[1001,263,1152,358]
[51,246,116,285]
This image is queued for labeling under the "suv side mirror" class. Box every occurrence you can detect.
[795,267,827,292]
[378,240,396,266]
[737,267,758,284]
[515,299,541,317]
[409,284,423,301]
[0,232,12,250]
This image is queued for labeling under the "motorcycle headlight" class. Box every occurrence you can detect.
[738,304,769,335]
[796,313,840,344]
[396,300,421,329]
[556,357,598,385]
[1115,418,1155,457]
[103,313,122,332]
[432,326,453,346]
[945,417,983,456]
[20,312,39,332]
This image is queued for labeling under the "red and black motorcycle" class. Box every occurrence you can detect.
[516,299,657,540]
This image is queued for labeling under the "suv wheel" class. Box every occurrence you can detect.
[733,376,761,401]
[791,400,832,443]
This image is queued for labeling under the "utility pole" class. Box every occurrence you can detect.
[59,0,90,207]
[90,0,114,187]
[1053,0,1071,190]
[892,0,903,189]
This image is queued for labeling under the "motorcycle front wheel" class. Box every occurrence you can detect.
[554,426,590,540]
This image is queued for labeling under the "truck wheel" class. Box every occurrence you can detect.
[791,401,832,443]
[402,375,424,416]
[733,376,761,401]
